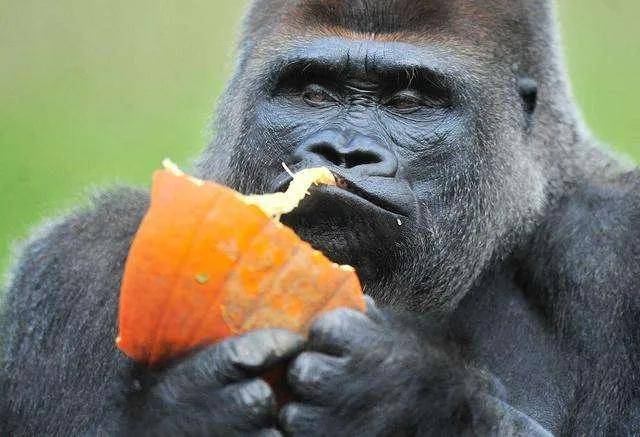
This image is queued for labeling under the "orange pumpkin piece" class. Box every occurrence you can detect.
[116,160,365,367]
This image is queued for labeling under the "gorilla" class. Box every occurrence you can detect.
[2,0,639,435]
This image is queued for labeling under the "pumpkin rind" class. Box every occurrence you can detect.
[117,166,365,366]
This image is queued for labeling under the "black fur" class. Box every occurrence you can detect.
[2,1,639,435]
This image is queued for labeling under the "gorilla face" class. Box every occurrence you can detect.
[265,39,457,292]
[199,27,548,312]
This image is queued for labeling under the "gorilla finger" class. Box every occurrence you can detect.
[149,379,277,434]
[205,329,305,384]
[222,378,278,424]
[308,308,375,355]
[287,352,347,403]
[279,403,326,436]
[221,329,305,372]
[162,329,303,388]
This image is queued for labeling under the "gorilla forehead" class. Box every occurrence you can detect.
[250,0,552,43]
[243,0,559,78]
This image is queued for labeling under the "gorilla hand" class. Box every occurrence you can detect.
[280,298,444,435]
[280,299,551,436]
[128,329,303,437]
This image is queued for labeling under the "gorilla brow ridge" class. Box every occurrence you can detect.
[265,50,454,99]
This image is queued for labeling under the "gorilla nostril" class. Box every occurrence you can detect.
[310,143,345,167]
[344,150,382,169]
[309,144,383,169]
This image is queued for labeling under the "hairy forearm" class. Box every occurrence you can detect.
[380,308,553,436]
[0,188,148,435]
[455,394,554,436]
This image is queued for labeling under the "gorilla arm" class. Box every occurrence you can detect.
[520,171,640,435]
[282,300,553,436]
[0,188,147,434]
[0,188,302,436]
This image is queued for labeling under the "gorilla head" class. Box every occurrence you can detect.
[196,0,586,312]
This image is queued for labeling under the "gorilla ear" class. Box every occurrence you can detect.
[517,76,538,127]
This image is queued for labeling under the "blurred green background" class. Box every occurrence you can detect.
[1,1,639,274]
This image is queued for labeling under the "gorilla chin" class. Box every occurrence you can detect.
[281,183,420,290]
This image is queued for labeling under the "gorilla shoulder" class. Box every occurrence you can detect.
[4,186,149,293]
[0,187,148,434]
[523,168,640,340]
[548,168,640,267]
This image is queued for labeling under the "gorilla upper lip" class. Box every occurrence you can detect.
[273,169,410,217]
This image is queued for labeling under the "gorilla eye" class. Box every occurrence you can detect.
[301,84,335,107]
[385,90,424,113]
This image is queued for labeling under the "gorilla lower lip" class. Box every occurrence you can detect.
[313,185,406,219]
[340,180,407,217]
[276,172,409,217]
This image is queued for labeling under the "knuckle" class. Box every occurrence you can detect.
[279,404,299,429]
[289,355,349,402]
[279,404,323,434]
[217,338,240,363]
[221,335,260,368]
[257,329,288,357]
[311,309,351,335]
[310,309,371,344]
[289,353,314,385]
[190,347,220,373]
[266,329,305,356]
[237,378,275,412]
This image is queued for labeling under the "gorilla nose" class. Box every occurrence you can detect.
[294,130,398,177]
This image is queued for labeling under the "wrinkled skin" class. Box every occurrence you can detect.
[129,329,302,436]
[2,1,640,436]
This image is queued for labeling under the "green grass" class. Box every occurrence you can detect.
[1,1,639,274]
[558,1,640,160]
[0,1,247,273]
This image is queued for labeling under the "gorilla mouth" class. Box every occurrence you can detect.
[273,169,410,218]
[332,175,408,217]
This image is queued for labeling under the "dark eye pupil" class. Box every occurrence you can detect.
[307,91,325,101]
[389,93,420,110]
[303,86,330,104]
[392,98,414,109]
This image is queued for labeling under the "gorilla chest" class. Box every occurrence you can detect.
[450,276,575,434]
